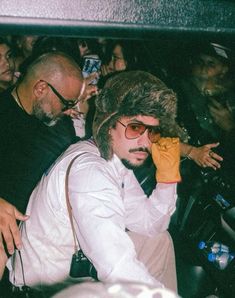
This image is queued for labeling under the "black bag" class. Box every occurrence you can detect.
[10,285,44,298]
[69,250,98,280]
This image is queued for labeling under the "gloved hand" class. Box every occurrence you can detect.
[152,137,181,183]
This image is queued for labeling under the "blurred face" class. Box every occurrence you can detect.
[32,77,84,126]
[110,115,160,168]
[0,43,15,86]
[192,54,228,80]
[20,35,38,57]
[109,44,127,72]
[78,40,89,57]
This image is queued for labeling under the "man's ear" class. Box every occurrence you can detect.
[33,80,48,97]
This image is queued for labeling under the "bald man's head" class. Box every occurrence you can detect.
[16,51,84,126]
[23,51,83,83]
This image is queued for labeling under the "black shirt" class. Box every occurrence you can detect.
[0,89,76,212]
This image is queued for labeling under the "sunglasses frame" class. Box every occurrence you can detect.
[39,80,79,111]
[117,120,161,143]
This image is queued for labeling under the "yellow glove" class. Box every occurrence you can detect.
[152,137,181,183]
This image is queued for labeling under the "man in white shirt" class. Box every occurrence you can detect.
[8,70,185,294]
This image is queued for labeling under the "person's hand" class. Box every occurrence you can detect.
[83,73,99,99]
[63,108,85,119]
[0,234,7,280]
[101,64,113,77]
[152,137,181,183]
[64,73,99,118]
[208,99,234,132]
[0,198,29,255]
[188,143,223,170]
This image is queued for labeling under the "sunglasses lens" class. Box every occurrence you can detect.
[148,127,161,143]
[125,122,161,142]
[126,123,145,139]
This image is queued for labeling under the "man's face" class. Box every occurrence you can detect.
[192,54,228,80]
[77,40,89,57]
[0,44,14,84]
[109,44,127,72]
[110,115,160,169]
[20,36,38,57]
[32,76,83,126]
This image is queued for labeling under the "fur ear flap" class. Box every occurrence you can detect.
[159,90,177,117]
[96,88,119,114]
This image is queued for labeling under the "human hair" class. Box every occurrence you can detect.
[104,40,140,70]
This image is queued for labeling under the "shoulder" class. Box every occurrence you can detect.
[63,140,121,190]
[67,140,110,171]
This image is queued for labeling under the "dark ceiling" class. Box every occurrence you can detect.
[0,0,234,41]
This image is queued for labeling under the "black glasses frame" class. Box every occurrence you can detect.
[39,80,79,111]
[117,120,161,143]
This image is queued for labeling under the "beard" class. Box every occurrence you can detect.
[121,149,151,170]
[121,159,140,170]
[32,100,62,127]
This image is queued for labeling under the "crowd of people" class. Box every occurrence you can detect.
[0,35,234,297]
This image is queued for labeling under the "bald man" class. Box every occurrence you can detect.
[0,52,85,277]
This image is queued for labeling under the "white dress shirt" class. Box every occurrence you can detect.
[8,139,177,288]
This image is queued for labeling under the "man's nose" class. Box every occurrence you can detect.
[137,129,151,148]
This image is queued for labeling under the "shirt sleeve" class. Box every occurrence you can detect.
[68,160,164,287]
[124,170,177,236]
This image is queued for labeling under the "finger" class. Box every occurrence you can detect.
[206,142,220,149]
[9,220,22,251]
[203,152,222,169]
[209,151,223,161]
[211,160,221,169]
[2,226,15,254]
[14,208,29,222]
[101,65,111,77]
[81,85,98,102]
[201,160,215,170]
[87,84,98,95]
[63,109,71,116]
[0,235,7,279]
[207,159,220,170]
[70,110,80,118]
[85,72,99,85]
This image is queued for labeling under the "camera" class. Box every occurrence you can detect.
[69,250,98,280]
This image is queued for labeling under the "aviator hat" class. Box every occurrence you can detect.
[93,70,187,160]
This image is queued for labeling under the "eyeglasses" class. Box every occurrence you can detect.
[39,80,79,111]
[117,120,161,143]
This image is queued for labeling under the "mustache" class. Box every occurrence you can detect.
[129,147,150,154]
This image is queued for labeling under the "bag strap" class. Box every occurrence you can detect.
[65,152,87,254]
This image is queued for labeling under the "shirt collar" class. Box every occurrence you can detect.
[109,154,131,178]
